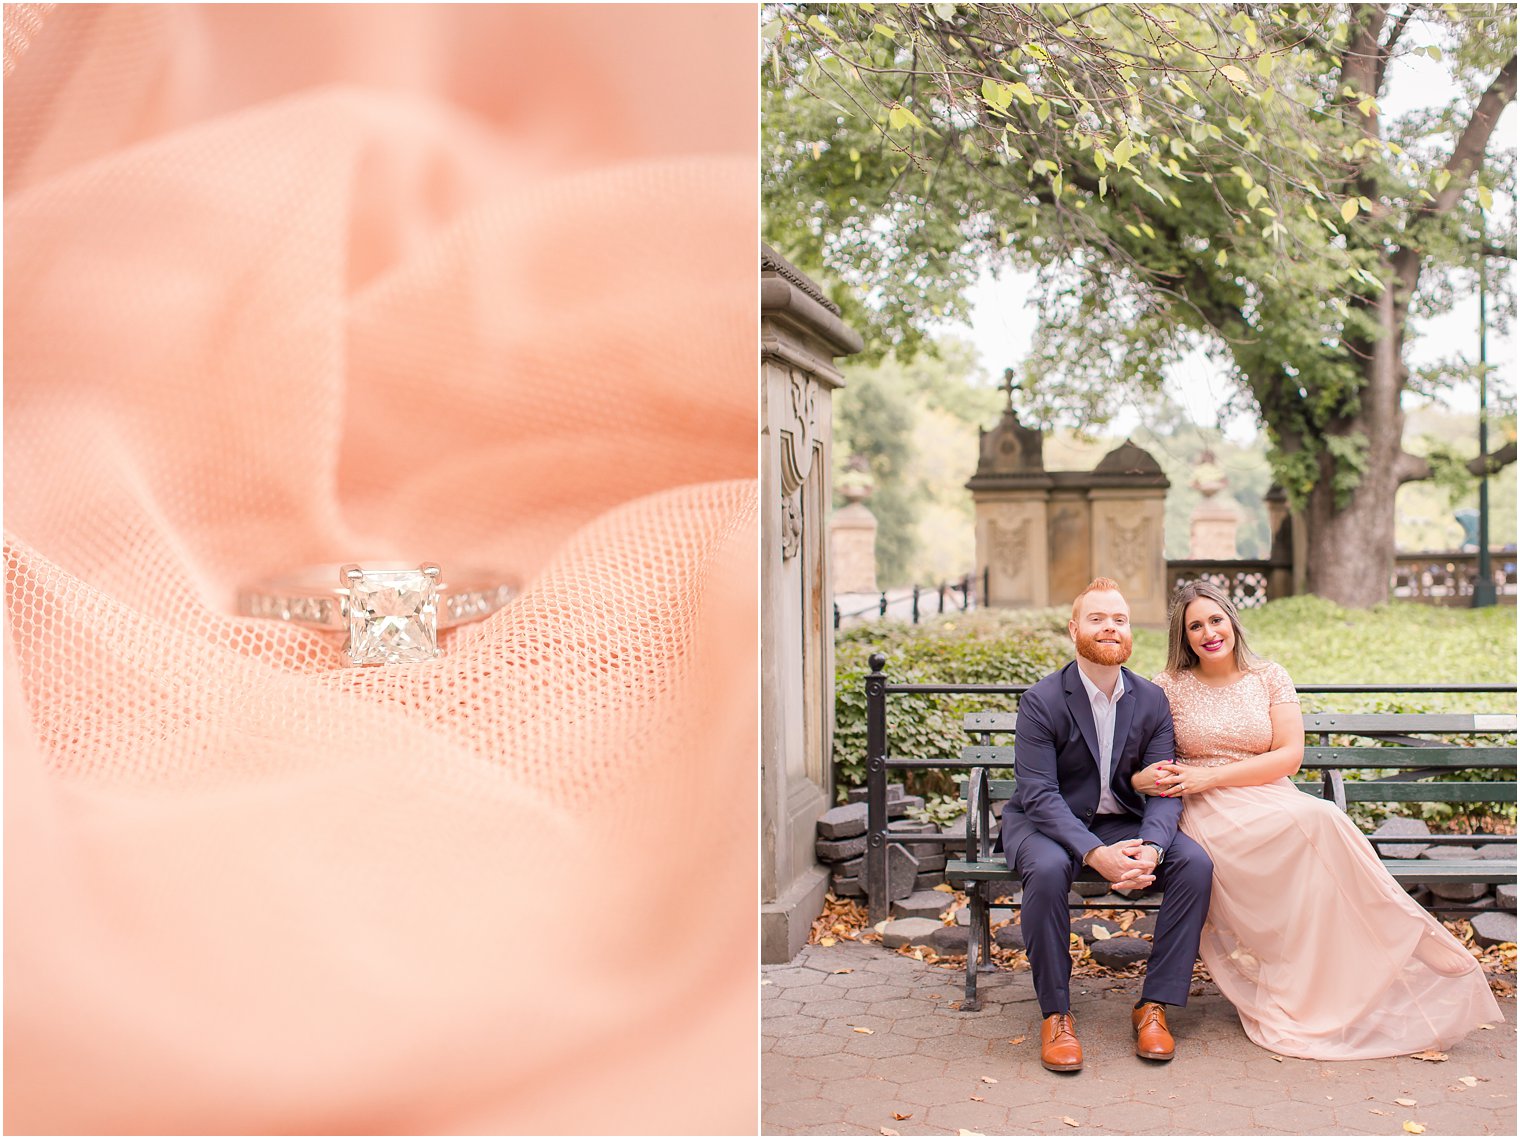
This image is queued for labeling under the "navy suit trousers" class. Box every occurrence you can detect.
[1008,814,1213,1016]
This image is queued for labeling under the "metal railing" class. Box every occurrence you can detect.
[834,572,980,629]
[860,654,1516,922]
[1392,551,1518,605]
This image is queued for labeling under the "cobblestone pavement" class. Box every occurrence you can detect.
[762,941,1516,1136]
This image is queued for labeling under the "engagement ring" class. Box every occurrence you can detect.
[238,563,517,666]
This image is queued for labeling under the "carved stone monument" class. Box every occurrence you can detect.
[761,245,863,964]
[968,385,1170,624]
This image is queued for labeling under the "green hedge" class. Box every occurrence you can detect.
[835,598,1517,829]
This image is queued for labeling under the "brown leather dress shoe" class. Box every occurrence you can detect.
[1132,1001,1175,1060]
[1040,1012,1083,1071]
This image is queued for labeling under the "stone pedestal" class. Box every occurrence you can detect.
[1189,500,1241,559]
[829,501,878,594]
[761,245,862,964]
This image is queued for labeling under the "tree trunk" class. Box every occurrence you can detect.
[1301,282,1407,608]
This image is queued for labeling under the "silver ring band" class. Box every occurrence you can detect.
[237,562,517,665]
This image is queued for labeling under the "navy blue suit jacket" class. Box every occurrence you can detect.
[1000,661,1182,864]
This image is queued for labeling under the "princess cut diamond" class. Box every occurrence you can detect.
[344,569,439,665]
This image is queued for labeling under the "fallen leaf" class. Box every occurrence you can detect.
[958,1131,985,1137]
[820,937,837,947]
[761,979,772,986]
[1009,1035,1026,1045]
[929,993,943,1000]
[1061,1117,1081,1127]
[1458,1076,1478,1087]
[880,1129,898,1137]
[1394,1098,1417,1107]
[1410,1051,1448,1063]
[1090,923,1112,941]
[831,968,854,975]
[970,1096,985,1102]
[933,883,954,893]
[851,1026,874,1035]
[980,1075,998,1084]
[1369,1109,1387,1116]
[1268,1054,1284,1063]
[1403,1123,1426,1135]
[1478,1023,1494,1030]
[892,1112,913,1121]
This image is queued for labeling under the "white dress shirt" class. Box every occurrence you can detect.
[1077,665,1126,816]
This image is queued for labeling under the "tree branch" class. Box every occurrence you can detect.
[1397,441,1519,485]
[1374,4,1414,94]
[1428,54,1517,217]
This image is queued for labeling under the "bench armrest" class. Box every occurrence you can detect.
[965,766,993,862]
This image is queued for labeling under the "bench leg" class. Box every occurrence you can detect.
[962,885,986,1012]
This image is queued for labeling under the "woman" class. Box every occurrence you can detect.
[1133,580,1501,1059]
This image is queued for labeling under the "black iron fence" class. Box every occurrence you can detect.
[833,572,981,630]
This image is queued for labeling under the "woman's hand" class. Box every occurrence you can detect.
[1154,763,1216,796]
[1132,762,1179,797]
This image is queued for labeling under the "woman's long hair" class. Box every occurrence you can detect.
[1163,579,1260,675]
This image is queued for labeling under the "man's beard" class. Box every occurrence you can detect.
[1075,628,1132,667]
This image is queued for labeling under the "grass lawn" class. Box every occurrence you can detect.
[1128,596,1516,712]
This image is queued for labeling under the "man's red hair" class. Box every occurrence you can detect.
[1071,577,1123,622]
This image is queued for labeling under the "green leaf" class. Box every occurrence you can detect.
[1477,185,1494,210]
[1256,52,1275,78]
[1098,176,1107,199]
[1435,169,1451,192]
[1220,65,1250,87]
[873,22,897,40]
[806,14,841,42]
[1052,171,1063,197]
[1216,249,1228,266]
[981,78,1013,112]
[889,105,925,132]
[1009,82,1036,106]
[1340,198,1359,223]
[1094,149,1107,173]
[1037,99,1051,124]
[1113,136,1137,167]
[933,2,956,19]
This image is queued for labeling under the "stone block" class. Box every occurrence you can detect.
[954,906,972,927]
[915,870,947,890]
[928,925,970,954]
[881,917,942,949]
[1420,845,1480,861]
[1428,880,1490,902]
[817,802,868,840]
[816,833,866,862]
[848,783,904,804]
[891,890,955,921]
[1476,841,1517,861]
[833,855,863,879]
[1372,817,1431,859]
[1497,883,1516,913]
[986,883,1022,904]
[993,924,1026,951]
[1072,879,1112,897]
[1088,937,1152,968]
[830,875,864,898]
[1470,910,1517,949]
[1436,896,1496,921]
[887,795,927,819]
[939,818,968,855]
[912,853,948,874]
[887,844,920,900]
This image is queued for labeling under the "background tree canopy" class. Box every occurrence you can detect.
[765,2,1516,607]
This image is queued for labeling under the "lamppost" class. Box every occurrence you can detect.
[1472,207,1496,608]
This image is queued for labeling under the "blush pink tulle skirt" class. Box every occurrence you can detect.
[1180,778,1503,1059]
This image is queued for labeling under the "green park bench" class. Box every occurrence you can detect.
[859,653,1517,1011]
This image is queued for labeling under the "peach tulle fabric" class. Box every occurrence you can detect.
[4,5,757,1134]
[1157,665,1502,1060]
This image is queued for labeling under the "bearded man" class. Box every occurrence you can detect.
[1000,577,1213,1073]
